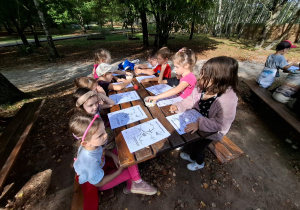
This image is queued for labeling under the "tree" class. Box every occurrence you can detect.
[0,73,29,105]
[255,0,289,49]
[33,0,59,58]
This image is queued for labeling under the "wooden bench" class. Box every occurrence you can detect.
[0,99,45,196]
[243,79,300,134]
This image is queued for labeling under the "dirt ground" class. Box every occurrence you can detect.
[0,43,300,210]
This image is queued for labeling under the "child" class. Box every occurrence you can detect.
[73,87,115,114]
[135,47,171,80]
[145,48,197,102]
[257,40,298,88]
[69,114,157,195]
[96,63,133,95]
[134,50,158,70]
[169,56,239,171]
[74,77,106,95]
[92,48,129,81]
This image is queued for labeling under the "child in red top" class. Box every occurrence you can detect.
[135,47,172,80]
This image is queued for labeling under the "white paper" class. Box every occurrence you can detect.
[136,75,156,83]
[156,95,183,107]
[109,91,140,104]
[166,109,202,135]
[287,66,299,71]
[146,84,173,95]
[108,105,148,129]
[121,119,170,153]
[112,82,133,88]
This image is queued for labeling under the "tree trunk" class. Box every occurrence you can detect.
[0,73,29,105]
[10,18,30,47]
[264,9,300,50]
[2,21,14,35]
[295,25,300,43]
[29,24,42,47]
[33,0,59,58]
[140,9,149,47]
[189,19,195,40]
[255,0,288,49]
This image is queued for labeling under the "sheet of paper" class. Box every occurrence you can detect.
[108,105,148,129]
[121,119,171,153]
[112,82,133,88]
[156,95,183,107]
[136,75,156,83]
[109,91,140,104]
[287,66,299,71]
[166,109,202,135]
[145,84,173,95]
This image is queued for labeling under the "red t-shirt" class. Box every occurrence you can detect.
[153,64,171,79]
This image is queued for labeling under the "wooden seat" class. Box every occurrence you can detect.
[243,79,300,134]
[208,136,244,164]
[0,99,45,195]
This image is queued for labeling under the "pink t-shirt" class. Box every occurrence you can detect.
[93,64,99,79]
[179,73,197,99]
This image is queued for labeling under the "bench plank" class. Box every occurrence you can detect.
[0,99,45,194]
[243,79,300,134]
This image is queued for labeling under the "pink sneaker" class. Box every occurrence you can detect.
[130,180,157,195]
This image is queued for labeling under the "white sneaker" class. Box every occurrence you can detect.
[187,162,204,171]
[180,152,194,163]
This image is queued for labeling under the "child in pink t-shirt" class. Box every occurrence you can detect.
[146,48,197,102]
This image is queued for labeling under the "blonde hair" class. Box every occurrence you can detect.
[94,49,111,64]
[69,114,102,142]
[173,47,196,70]
[157,47,171,59]
[74,77,96,90]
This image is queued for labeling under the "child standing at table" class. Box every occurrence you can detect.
[145,48,197,102]
[169,56,239,171]
[70,114,157,195]
[135,47,171,79]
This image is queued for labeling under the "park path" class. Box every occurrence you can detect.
[0,60,273,93]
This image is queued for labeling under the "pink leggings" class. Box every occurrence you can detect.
[98,149,141,191]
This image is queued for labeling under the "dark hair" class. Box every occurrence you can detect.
[198,56,238,95]
[148,50,157,59]
[276,41,291,51]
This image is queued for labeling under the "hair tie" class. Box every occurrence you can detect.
[178,48,184,52]
[81,114,100,142]
[76,90,97,107]
[72,133,81,140]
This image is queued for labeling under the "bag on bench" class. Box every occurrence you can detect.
[256,67,278,88]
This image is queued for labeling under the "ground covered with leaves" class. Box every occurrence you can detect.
[0,34,300,209]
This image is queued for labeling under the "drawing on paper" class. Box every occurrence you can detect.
[108,105,148,129]
[136,75,156,83]
[121,119,170,153]
[145,84,173,95]
[156,95,183,107]
[109,91,140,104]
[166,109,202,135]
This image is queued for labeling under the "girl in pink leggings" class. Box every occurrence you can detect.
[69,114,157,197]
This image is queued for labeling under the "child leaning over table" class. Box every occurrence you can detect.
[169,56,239,171]
[145,48,197,102]
[134,50,158,70]
[135,47,172,80]
[70,113,157,196]
[92,48,130,81]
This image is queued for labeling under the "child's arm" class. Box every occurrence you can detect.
[134,64,149,70]
[135,68,155,75]
[157,63,167,83]
[282,62,299,70]
[146,81,189,102]
[108,77,133,91]
[94,167,123,187]
[114,70,126,75]
[140,77,158,83]
[98,93,116,109]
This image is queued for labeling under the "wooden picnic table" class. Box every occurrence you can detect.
[109,77,208,168]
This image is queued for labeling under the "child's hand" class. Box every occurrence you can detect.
[169,105,178,113]
[146,96,158,103]
[184,122,199,134]
[135,69,142,74]
[125,72,132,76]
[96,86,106,95]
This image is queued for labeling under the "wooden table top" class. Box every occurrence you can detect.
[109,77,204,167]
